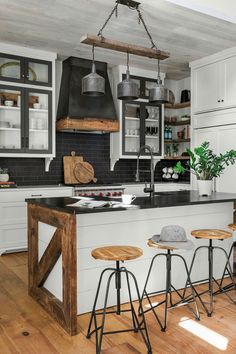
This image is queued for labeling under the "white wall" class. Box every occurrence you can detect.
[165,77,190,104]
[165,0,236,23]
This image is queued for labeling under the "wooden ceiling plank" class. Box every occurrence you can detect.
[80,34,170,60]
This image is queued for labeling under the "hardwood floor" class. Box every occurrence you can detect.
[0,252,235,354]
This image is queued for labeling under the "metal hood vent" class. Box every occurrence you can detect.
[56,57,119,133]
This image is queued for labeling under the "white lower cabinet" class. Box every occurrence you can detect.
[0,186,73,255]
[124,183,190,197]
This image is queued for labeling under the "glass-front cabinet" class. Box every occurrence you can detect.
[0,53,52,86]
[0,85,52,153]
[123,101,162,156]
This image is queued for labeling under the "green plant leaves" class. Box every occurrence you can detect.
[174,141,236,180]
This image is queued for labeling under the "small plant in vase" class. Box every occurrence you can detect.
[0,167,9,182]
[173,141,236,196]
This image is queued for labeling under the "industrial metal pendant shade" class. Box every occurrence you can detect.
[117,52,139,100]
[82,45,105,96]
[149,58,170,104]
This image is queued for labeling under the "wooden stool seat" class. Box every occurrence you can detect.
[191,229,232,240]
[228,223,236,231]
[147,238,177,251]
[91,245,143,261]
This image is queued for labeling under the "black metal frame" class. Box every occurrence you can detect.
[0,52,52,86]
[139,250,200,332]
[183,239,236,317]
[216,241,236,294]
[87,261,152,354]
[0,84,52,154]
[122,100,162,157]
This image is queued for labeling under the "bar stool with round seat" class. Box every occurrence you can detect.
[184,229,235,317]
[140,228,200,332]
[86,245,152,354]
[217,224,236,293]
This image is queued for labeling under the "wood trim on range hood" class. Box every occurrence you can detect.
[56,117,119,133]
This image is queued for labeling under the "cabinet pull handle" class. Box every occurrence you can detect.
[21,136,24,147]
[25,137,29,148]
[31,194,43,197]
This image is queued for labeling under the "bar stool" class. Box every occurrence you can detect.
[140,239,200,332]
[218,224,236,293]
[184,229,234,317]
[86,245,152,354]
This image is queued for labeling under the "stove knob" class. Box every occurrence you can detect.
[106,192,111,196]
[118,192,122,196]
[91,193,95,196]
[99,192,103,197]
[84,193,87,196]
[113,192,117,196]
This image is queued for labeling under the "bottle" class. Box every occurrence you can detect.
[164,126,168,140]
[168,126,172,140]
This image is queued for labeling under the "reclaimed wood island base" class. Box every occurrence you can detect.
[27,191,236,335]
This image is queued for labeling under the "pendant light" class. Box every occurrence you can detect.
[149,58,170,104]
[82,45,105,96]
[117,52,139,100]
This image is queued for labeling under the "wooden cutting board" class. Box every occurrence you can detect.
[74,161,97,184]
[63,152,84,184]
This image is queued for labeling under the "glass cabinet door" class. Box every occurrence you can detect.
[0,86,23,151]
[25,59,52,86]
[144,79,157,99]
[0,53,23,83]
[123,102,140,155]
[144,104,161,155]
[26,89,52,153]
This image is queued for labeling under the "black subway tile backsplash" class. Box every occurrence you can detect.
[0,133,190,185]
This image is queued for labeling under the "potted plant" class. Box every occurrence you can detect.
[0,167,9,182]
[174,141,236,196]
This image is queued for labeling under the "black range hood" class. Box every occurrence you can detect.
[56,57,119,133]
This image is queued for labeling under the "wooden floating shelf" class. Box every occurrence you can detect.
[80,34,170,60]
[165,102,191,109]
[164,138,190,143]
[164,156,190,160]
[56,117,119,133]
[164,119,190,126]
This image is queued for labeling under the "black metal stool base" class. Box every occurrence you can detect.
[216,241,236,295]
[139,250,200,332]
[183,240,236,317]
[87,261,152,354]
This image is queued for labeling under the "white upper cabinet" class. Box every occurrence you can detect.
[191,47,236,115]
[193,61,220,114]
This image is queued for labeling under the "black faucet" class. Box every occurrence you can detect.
[135,144,155,198]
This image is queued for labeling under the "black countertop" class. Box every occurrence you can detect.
[26,190,236,215]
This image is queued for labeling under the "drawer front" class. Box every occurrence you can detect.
[0,202,26,225]
[0,187,73,202]
[0,224,27,255]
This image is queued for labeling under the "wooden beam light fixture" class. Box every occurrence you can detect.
[80,0,170,101]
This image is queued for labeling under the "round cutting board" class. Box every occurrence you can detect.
[73,161,97,184]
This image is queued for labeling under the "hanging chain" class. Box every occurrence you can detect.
[136,7,159,52]
[97,3,119,37]
[96,1,160,55]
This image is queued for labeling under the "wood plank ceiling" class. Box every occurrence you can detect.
[0,0,236,79]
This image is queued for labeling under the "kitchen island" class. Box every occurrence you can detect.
[27,191,236,335]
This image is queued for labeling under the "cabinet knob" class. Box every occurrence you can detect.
[217,99,220,102]
[221,99,224,102]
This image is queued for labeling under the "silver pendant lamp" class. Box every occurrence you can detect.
[149,58,170,104]
[82,45,105,96]
[117,52,139,100]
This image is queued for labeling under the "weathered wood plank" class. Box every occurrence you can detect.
[37,229,62,287]
[56,117,119,132]
[80,34,170,60]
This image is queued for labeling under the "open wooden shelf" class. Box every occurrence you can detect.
[164,119,190,126]
[164,156,190,160]
[165,102,191,109]
[165,138,190,143]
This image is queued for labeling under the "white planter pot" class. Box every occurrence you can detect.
[0,173,9,182]
[197,180,213,196]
